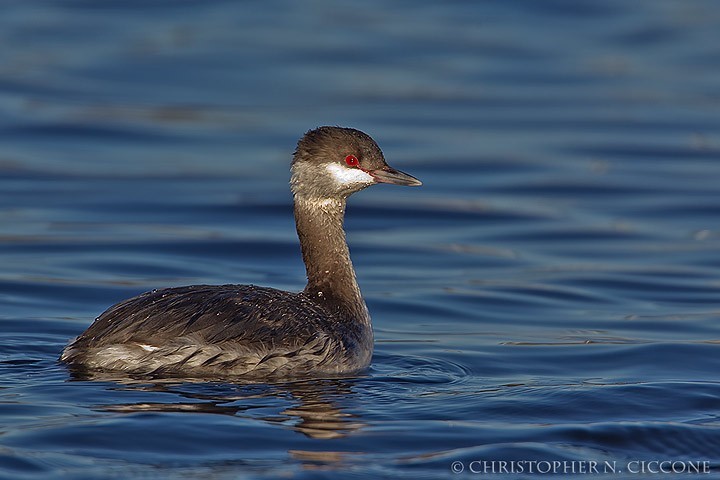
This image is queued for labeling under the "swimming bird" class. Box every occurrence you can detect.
[61,126,422,378]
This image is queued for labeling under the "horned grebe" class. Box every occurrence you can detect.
[61,126,421,378]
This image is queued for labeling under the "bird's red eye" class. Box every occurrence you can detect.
[345,155,359,167]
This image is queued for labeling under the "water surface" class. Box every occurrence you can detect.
[2,1,720,478]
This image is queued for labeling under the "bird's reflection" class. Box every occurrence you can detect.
[67,368,366,440]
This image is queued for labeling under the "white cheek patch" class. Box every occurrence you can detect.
[325,163,374,186]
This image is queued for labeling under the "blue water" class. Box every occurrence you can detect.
[2,1,720,478]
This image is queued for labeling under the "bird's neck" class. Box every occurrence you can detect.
[293,195,369,323]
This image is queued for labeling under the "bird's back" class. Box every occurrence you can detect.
[61,285,372,378]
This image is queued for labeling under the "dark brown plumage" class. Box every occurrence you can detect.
[61,127,421,379]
